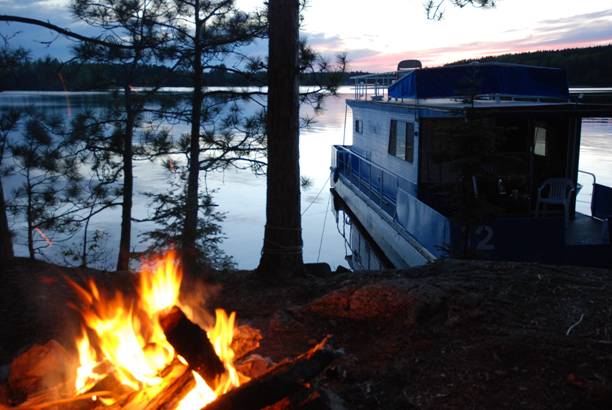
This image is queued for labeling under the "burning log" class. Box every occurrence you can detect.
[137,365,194,410]
[202,337,342,410]
[159,306,225,386]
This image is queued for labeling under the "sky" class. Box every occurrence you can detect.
[1,0,612,71]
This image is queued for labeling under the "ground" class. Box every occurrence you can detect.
[1,257,612,409]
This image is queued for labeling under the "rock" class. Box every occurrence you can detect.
[232,324,263,360]
[236,354,275,379]
[262,386,347,410]
[0,383,8,406]
[304,280,446,326]
[304,263,332,277]
[0,365,8,382]
[8,340,74,400]
[334,266,350,274]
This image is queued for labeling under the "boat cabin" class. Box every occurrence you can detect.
[331,63,612,267]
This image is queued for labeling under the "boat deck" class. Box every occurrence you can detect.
[566,213,609,245]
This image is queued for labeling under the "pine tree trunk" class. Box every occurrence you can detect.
[26,173,34,259]
[0,178,13,261]
[117,86,134,271]
[182,2,203,275]
[257,0,303,277]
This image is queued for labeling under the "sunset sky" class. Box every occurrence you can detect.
[1,0,612,71]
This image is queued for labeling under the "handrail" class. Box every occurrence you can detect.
[334,145,400,217]
[334,145,408,184]
[352,72,397,101]
[333,144,449,259]
[578,170,597,185]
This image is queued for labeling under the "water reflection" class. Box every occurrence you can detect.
[332,193,394,271]
[0,91,352,271]
[1,90,610,271]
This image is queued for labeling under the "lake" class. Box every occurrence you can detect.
[1,90,610,270]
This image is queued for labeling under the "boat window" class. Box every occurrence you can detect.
[354,119,363,134]
[534,125,547,156]
[405,122,414,163]
[388,120,414,162]
[389,120,397,156]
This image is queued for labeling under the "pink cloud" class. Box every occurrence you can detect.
[345,9,612,71]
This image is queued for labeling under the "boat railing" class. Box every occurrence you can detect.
[333,145,407,218]
[350,72,399,101]
[579,170,612,221]
[332,144,452,258]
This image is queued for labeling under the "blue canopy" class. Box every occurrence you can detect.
[387,63,569,100]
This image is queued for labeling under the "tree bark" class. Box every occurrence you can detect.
[0,178,13,262]
[26,171,34,259]
[257,0,303,277]
[117,85,134,271]
[182,0,204,276]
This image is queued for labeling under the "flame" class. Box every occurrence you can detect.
[175,371,216,410]
[75,330,104,393]
[140,251,182,316]
[70,251,246,409]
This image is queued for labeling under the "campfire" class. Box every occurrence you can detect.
[4,251,340,410]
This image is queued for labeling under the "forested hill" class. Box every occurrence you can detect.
[447,44,612,87]
[2,44,611,91]
[0,58,359,91]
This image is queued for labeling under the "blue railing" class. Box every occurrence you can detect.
[332,145,452,257]
[333,145,400,217]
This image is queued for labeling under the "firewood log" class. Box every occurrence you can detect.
[202,337,342,410]
[109,362,192,410]
[159,306,225,386]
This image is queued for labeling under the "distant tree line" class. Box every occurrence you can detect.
[3,43,610,92]
[0,57,359,91]
[448,44,612,86]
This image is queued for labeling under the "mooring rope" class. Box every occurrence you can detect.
[316,191,332,263]
[301,175,331,216]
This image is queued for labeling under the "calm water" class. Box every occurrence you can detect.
[0,90,353,270]
[1,90,610,270]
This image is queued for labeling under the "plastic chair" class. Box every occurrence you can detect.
[535,178,575,227]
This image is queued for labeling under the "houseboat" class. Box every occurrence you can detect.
[330,61,612,268]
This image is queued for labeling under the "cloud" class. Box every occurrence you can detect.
[302,33,345,51]
[344,8,612,70]
[0,0,93,60]
[539,8,612,25]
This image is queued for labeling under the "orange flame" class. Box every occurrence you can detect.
[71,250,246,409]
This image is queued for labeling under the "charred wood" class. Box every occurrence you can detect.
[202,338,342,410]
[159,306,225,386]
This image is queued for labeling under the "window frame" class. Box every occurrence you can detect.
[533,124,548,157]
[354,119,363,134]
[388,119,415,163]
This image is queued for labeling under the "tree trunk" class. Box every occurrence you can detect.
[182,2,203,276]
[116,85,134,271]
[257,0,303,277]
[26,173,34,259]
[0,178,13,261]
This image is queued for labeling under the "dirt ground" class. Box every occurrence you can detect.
[2,257,612,409]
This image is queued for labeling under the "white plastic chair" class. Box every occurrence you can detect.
[535,178,575,227]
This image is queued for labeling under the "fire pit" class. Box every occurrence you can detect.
[3,251,340,410]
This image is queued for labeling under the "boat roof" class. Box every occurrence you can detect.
[387,63,570,101]
[347,98,612,117]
